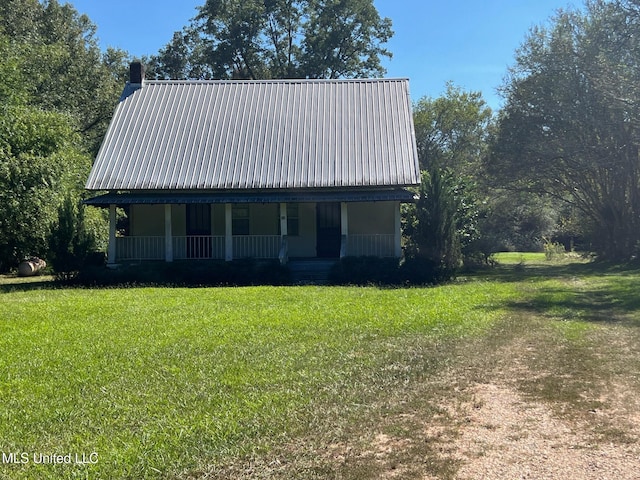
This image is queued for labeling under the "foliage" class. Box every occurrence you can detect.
[0,0,130,154]
[0,101,90,271]
[478,190,559,252]
[403,170,464,279]
[328,256,449,285]
[413,83,493,176]
[489,0,640,260]
[149,0,393,80]
[543,238,567,260]
[409,85,494,266]
[70,259,291,287]
[48,196,105,276]
[0,1,121,271]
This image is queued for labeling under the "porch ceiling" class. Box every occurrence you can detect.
[84,189,416,207]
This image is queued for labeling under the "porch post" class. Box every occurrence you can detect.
[279,202,288,264]
[340,202,348,258]
[164,204,173,262]
[394,201,402,258]
[224,203,233,261]
[108,204,117,265]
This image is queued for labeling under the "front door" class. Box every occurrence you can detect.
[186,204,212,258]
[316,202,341,258]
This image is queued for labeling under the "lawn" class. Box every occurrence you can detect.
[0,279,516,479]
[1,257,639,479]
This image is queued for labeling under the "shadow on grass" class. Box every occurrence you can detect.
[0,276,58,293]
[479,261,640,326]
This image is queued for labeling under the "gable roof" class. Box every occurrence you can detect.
[85,78,420,191]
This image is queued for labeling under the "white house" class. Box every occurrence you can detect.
[85,63,420,265]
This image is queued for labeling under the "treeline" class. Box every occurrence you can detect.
[408,0,640,272]
[1,0,639,276]
[0,0,130,272]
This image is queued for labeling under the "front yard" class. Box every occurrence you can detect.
[1,257,639,478]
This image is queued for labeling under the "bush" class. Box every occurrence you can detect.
[543,238,566,260]
[66,259,291,287]
[328,256,453,286]
[328,257,400,285]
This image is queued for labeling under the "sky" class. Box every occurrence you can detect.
[68,0,576,111]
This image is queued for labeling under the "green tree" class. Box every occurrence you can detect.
[404,170,462,279]
[409,86,490,264]
[0,32,106,271]
[0,104,90,270]
[0,0,130,154]
[489,0,640,260]
[413,83,493,176]
[149,0,393,79]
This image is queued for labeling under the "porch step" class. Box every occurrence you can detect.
[288,259,337,285]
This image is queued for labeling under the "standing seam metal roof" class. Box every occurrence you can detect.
[85,78,420,191]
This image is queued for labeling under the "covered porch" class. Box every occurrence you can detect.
[87,190,413,265]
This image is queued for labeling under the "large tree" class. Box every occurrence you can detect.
[413,83,493,177]
[489,0,640,260]
[150,0,393,80]
[0,0,123,270]
[0,35,92,270]
[0,0,130,154]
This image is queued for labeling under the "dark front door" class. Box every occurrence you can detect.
[186,204,212,258]
[316,202,341,258]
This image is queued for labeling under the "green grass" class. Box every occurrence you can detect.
[0,282,517,479]
[491,251,548,264]
[2,256,640,479]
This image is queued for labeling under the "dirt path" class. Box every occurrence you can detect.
[194,310,640,479]
[442,382,640,479]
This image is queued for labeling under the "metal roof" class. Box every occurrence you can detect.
[84,188,416,206]
[85,78,420,191]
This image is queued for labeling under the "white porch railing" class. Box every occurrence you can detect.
[115,236,165,261]
[114,234,395,261]
[173,236,225,260]
[348,234,396,257]
[233,235,281,258]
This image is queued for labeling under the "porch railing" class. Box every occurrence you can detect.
[115,236,165,261]
[114,234,396,262]
[347,234,396,257]
[173,236,225,260]
[233,235,281,259]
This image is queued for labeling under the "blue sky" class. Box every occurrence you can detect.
[68,0,574,110]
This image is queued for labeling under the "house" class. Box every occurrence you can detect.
[85,63,420,265]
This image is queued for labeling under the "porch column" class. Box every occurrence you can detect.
[108,204,117,265]
[164,204,173,262]
[340,202,348,258]
[279,202,288,264]
[394,201,402,258]
[224,203,233,261]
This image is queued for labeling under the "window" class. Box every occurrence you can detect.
[232,205,250,235]
[278,203,299,236]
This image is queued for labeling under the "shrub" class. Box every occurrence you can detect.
[67,259,291,287]
[328,256,452,286]
[543,238,566,260]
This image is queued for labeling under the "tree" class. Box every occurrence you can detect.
[0,29,108,271]
[0,0,130,154]
[409,86,491,264]
[413,83,493,176]
[489,0,640,260]
[149,0,393,80]
[403,170,463,279]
